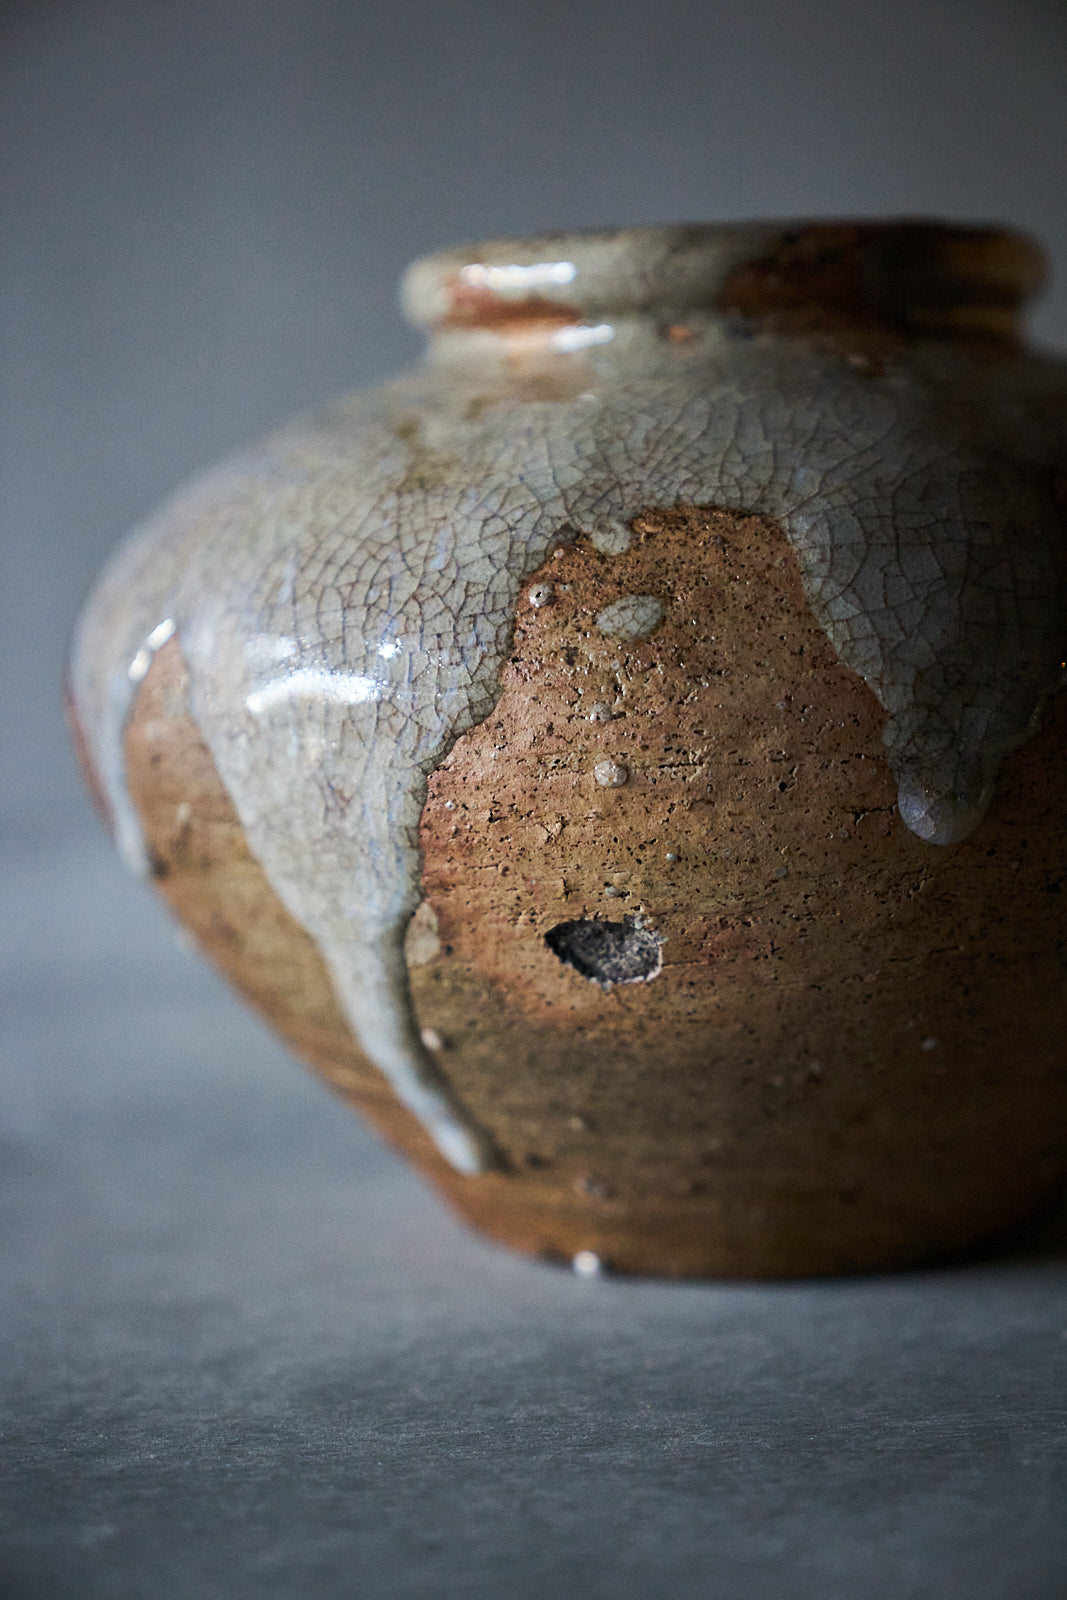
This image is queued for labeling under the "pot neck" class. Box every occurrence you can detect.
[402,220,1045,350]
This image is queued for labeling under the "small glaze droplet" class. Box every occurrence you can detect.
[420,1026,445,1051]
[405,900,442,966]
[572,1250,603,1277]
[528,582,554,608]
[895,769,994,846]
[594,758,629,788]
[595,594,665,641]
[588,515,633,555]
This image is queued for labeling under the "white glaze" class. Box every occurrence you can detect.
[595,595,665,640]
[69,223,1067,1173]
[594,760,630,789]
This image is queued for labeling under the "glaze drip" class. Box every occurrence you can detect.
[69,222,1067,1173]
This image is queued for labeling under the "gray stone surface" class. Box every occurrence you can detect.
[3,838,1067,1599]
[4,2,1067,1594]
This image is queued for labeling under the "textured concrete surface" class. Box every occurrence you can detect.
[3,837,1067,1599]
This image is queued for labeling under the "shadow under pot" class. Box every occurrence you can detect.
[68,218,1067,1278]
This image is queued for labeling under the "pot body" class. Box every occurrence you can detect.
[69,221,1067,1276]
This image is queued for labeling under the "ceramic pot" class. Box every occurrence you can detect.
[68,220,1067,1278]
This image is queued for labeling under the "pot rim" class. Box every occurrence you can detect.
[402,218,1046,338]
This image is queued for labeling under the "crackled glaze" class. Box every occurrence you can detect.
[69,222,1067,1173]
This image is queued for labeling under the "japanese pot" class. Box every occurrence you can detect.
[68,220,1067,1277]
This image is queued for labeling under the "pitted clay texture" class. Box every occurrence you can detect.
[71,293,1067,1171]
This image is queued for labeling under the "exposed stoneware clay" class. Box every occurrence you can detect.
[68,221,1067,1275]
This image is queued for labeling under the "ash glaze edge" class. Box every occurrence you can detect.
[69,221,1067,1173]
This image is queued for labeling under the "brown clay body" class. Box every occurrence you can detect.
[69,221,1067,1277]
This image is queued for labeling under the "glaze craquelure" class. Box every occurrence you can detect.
[69,222,1067,1174]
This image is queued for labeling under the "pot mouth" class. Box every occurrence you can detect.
[402,219,1046,339]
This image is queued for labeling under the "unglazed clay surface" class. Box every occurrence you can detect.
[69,222,1067,1175]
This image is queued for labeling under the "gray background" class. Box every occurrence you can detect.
[3,2,1067,1595]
